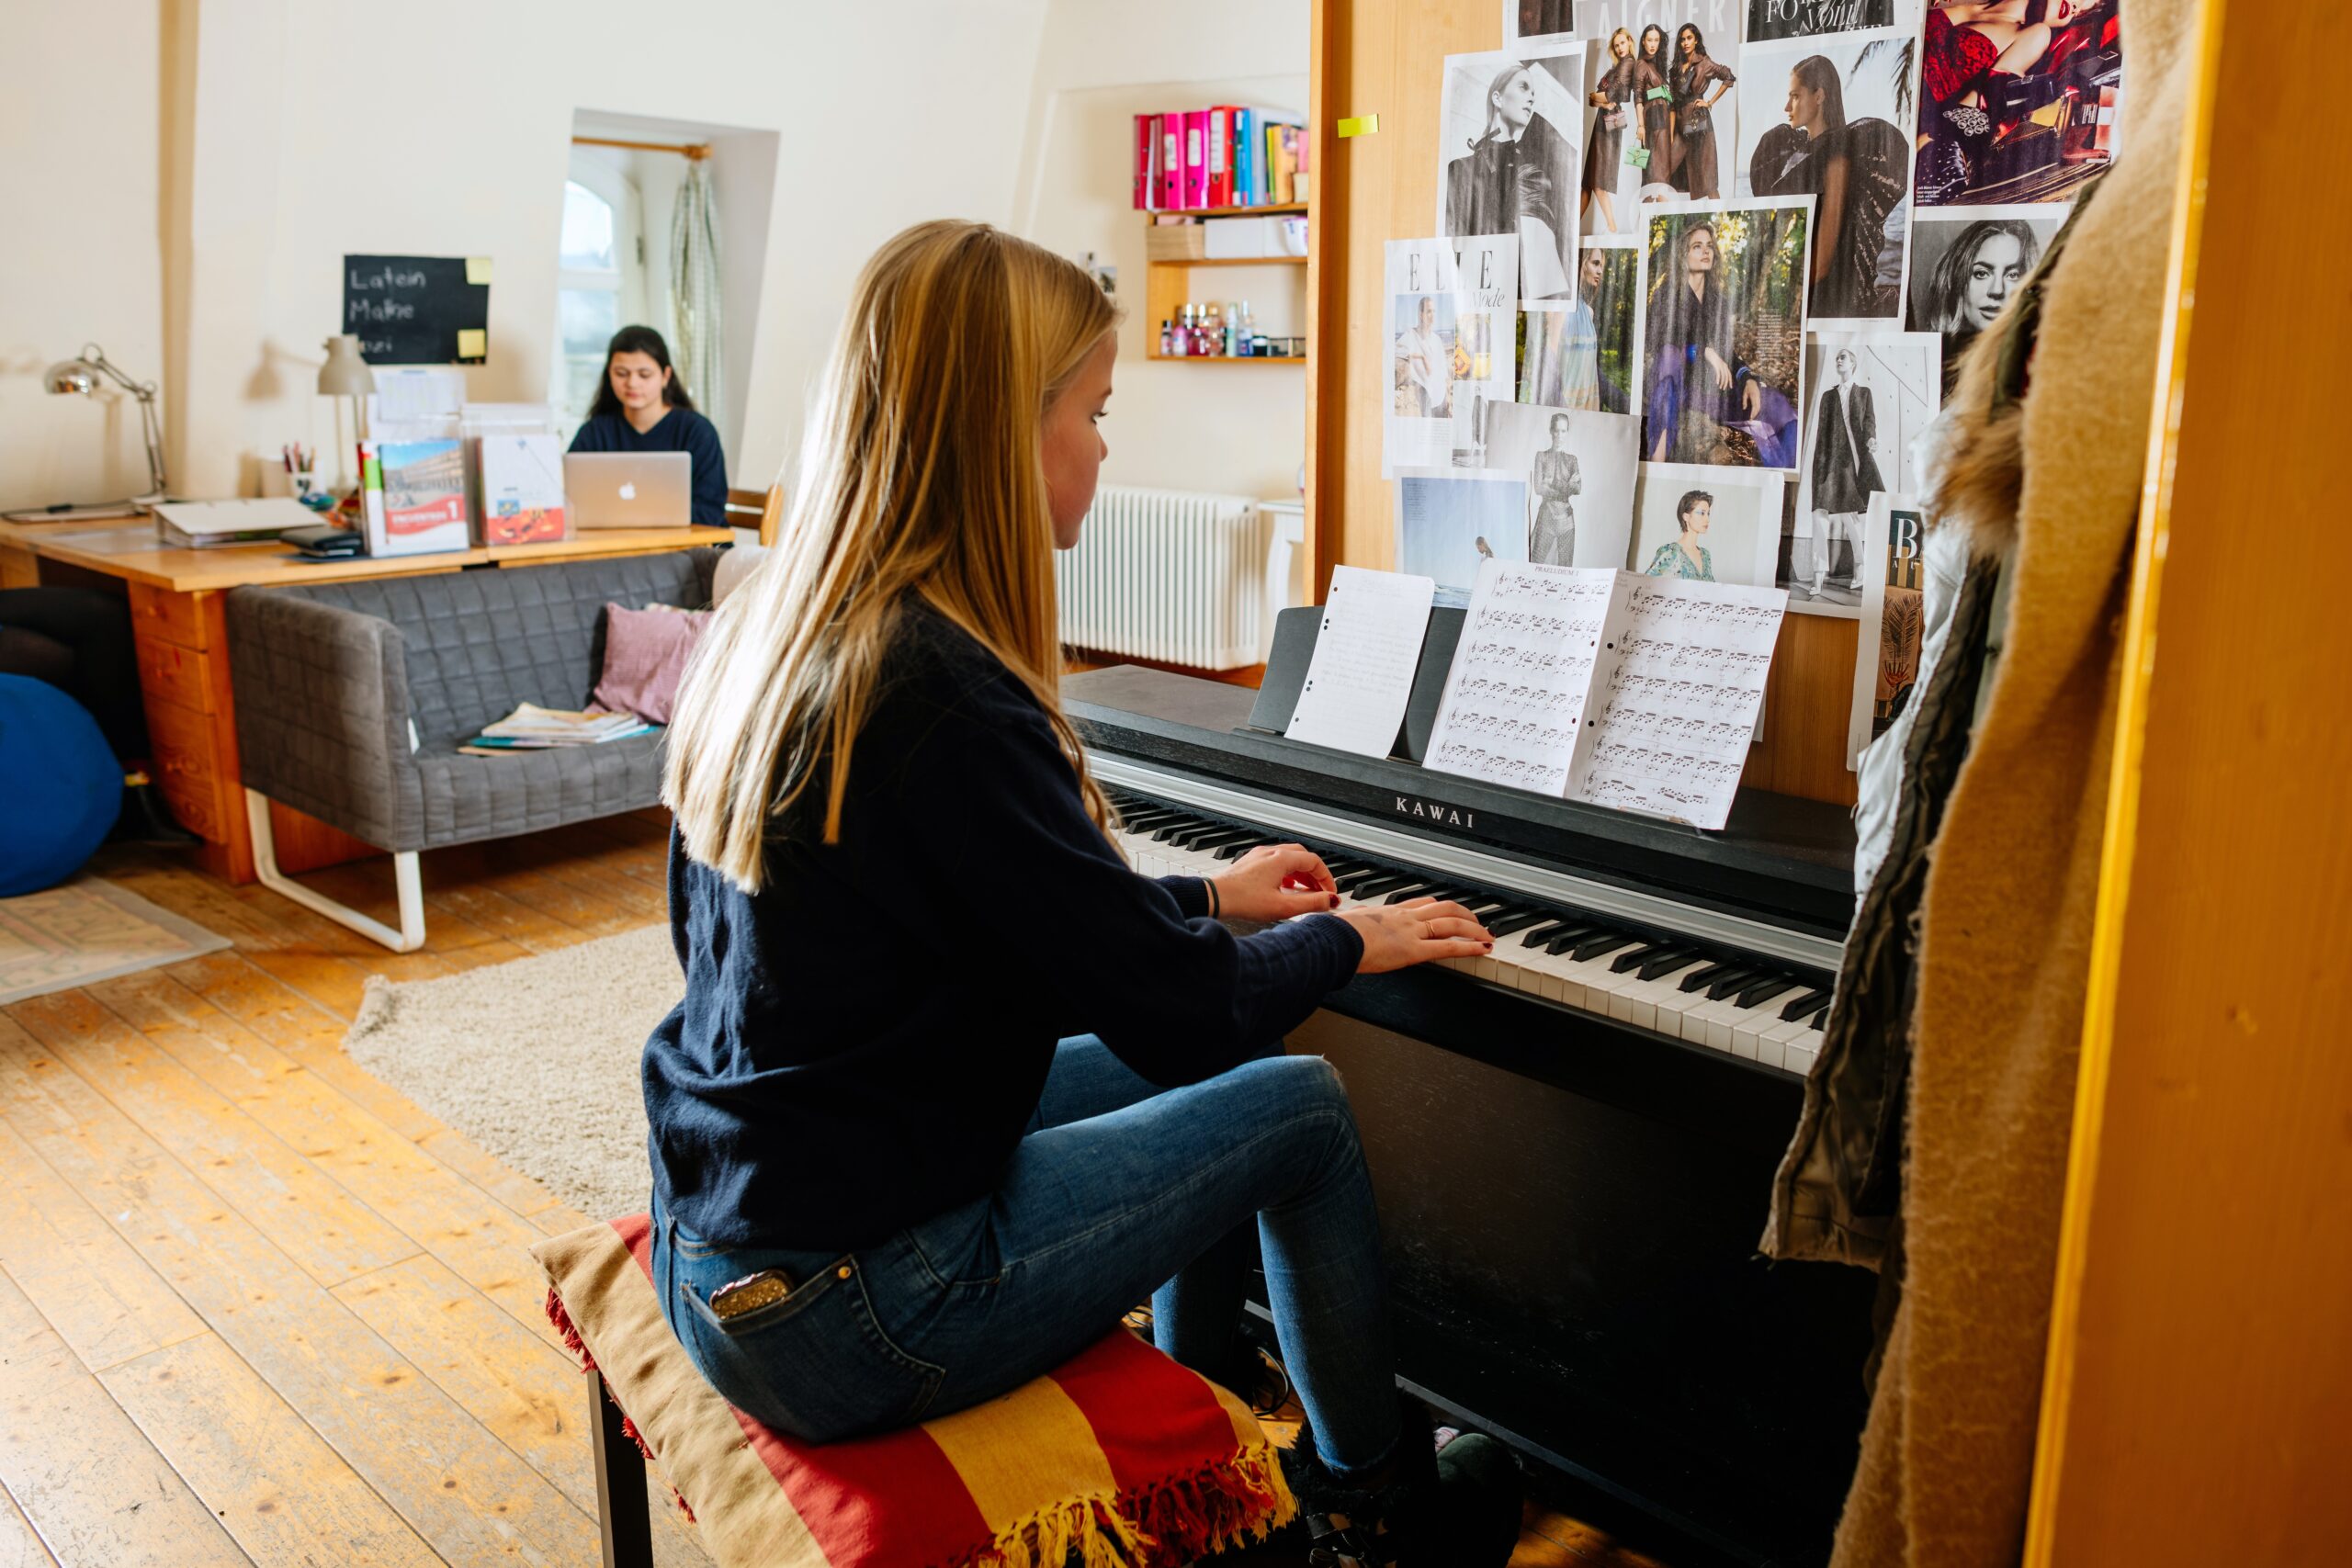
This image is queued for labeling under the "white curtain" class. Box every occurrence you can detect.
[670,159,723,434]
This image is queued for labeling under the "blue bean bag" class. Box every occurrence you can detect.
[0,673,119,897]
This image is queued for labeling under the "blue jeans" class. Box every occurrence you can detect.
[652,1037,1404,1472]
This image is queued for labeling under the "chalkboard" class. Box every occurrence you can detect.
[343,254,491,364]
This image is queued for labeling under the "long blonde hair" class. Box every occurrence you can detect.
[665,220,1120,892]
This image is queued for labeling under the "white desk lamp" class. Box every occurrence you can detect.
[0,344,171,521]
[317,333,377,493]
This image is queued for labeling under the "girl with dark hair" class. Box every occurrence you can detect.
[1643,220,1799,467]
[1667,24,1736,199]
[1634,25,1675,196]
[1642,490,1717,580]
[568,324,730,525]
[1925,219,2041,387]
[1752,52,1910,318]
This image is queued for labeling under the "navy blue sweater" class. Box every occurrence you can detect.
[568,406,729,525]
[642,606,1364,1249]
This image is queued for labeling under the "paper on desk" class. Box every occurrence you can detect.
[370,367,467,430]
[151,498,319,535]
[1423,558,1626,796]
[1283,565,1436,759]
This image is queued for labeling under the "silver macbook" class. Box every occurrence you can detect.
[563,451,693,528]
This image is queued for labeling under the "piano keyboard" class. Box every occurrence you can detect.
[1109,785,1834,1077]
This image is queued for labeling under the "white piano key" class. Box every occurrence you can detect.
[1783,1032,1823,1076]
[1758,1015,1815,1072]
[1607,961,1711,1032]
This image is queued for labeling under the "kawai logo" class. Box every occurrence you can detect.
[1396,795,1475,829]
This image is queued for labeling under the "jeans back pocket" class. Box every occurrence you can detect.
[672,1254,945,1443]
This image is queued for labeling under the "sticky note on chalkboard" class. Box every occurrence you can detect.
[344,254,492,364]
[466,256,493,285]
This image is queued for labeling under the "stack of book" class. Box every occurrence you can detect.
[1134,107,1307,210]
[459,704,651,757]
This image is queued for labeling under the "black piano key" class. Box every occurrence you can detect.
[1734,976,1799,1010]
[1542,924,1603,954]
[1351,872,1415,899]
[1158,824,1222,848]
[1185,828,1259,852]
[1334,867,1394,893]
[1119,810,1187,830]
[1213,838,1271,861]
[1382,883,1439,905]
[1805,1005,1830,1028]
[1481,908,1554,939]
[1705,968,1763,1000]
[1679,961,1738,993]
[1520,919,1582,948]
[1780,987,1834,1022]
[1149,818,1207,840]
[1639,948,1704,981]
[1322,859,1377,878]
[1610,942,1682,975]
[1571,932,1636,963]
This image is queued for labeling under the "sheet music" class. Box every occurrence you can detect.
[1284,566,1437,759]
[1566,578,1788,829]
[1424,559,1625,795]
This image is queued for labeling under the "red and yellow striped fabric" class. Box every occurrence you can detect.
[532,1215,1295,1568]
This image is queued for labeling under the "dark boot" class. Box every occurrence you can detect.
[1276,1395,1521,1567]
[110,778,199,848]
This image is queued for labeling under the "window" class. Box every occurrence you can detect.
[550,154,647,436]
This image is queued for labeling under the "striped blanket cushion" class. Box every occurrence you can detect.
[531,1215,1295,1568]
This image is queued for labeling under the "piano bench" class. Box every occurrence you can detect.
[532,1213,1298,1568]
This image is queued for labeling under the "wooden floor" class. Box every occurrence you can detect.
[0,816,1665,1567]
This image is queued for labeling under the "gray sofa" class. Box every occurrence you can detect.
[226,549,718,948]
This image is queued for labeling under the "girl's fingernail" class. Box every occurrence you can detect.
[1329,895,1340,908]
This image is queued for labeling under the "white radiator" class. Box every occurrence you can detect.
[1056,485,1272,671]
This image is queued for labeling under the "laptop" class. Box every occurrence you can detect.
[563,451,694,529]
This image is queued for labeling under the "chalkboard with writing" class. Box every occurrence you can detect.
[342,254,491,364]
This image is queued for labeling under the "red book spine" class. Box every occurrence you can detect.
[1134,113,1157,209]
[1160,112,1183,209]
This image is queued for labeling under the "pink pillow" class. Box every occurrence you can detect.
[594,603,709,725]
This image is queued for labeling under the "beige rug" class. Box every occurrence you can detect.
[346,925,680,1221]
[0,876,231,1005]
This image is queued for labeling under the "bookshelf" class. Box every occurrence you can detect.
[1143,203,1310,367]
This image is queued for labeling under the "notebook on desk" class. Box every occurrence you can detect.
[563,452,692,529]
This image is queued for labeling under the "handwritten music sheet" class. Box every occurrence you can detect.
[1424,559,1627,795]
[1565,578,1789,829]
[1285,566,1438,759]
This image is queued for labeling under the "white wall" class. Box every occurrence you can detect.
[160,0,1050,500]
[1012,0,1311,504]
[0,2,165,510]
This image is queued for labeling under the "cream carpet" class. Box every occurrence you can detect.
[346,925,680,1222]
[0,876,231,1006]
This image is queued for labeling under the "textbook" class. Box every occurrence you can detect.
[369,438,469,556]
[477,432,568,545]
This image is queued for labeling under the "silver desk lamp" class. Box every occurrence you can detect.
[317,333,376,493]
[1,344,171,520]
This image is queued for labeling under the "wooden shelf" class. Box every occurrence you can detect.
[1144,352,1306,364]
[1147,253,1308,267]
[1150,201,1308,219]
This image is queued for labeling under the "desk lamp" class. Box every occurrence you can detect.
[317,333,376,492]
[20,344,169,516]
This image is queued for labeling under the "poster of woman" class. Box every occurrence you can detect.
[1519,244,1637,414]
[1385,234,1520,474]
[1786,329,1939,614]
[1664,22,1739,201]
[1905,206,2063,391]
[1437,50,1586,304]
[1626,462,1785,587]
[1738,29,1917,323]
[1481,401,1641,570]
[1503,0,1581,57]
[1848,491,1928,767]
[1636,199,1811,469]
[1916,0,2121,206]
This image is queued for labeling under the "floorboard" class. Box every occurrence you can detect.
[0,824,1657,1566]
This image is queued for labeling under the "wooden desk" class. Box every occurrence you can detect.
[0,518,727,884]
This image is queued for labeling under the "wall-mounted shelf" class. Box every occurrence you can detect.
[1143,352,1307,364]
[1152,201,1308,219]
